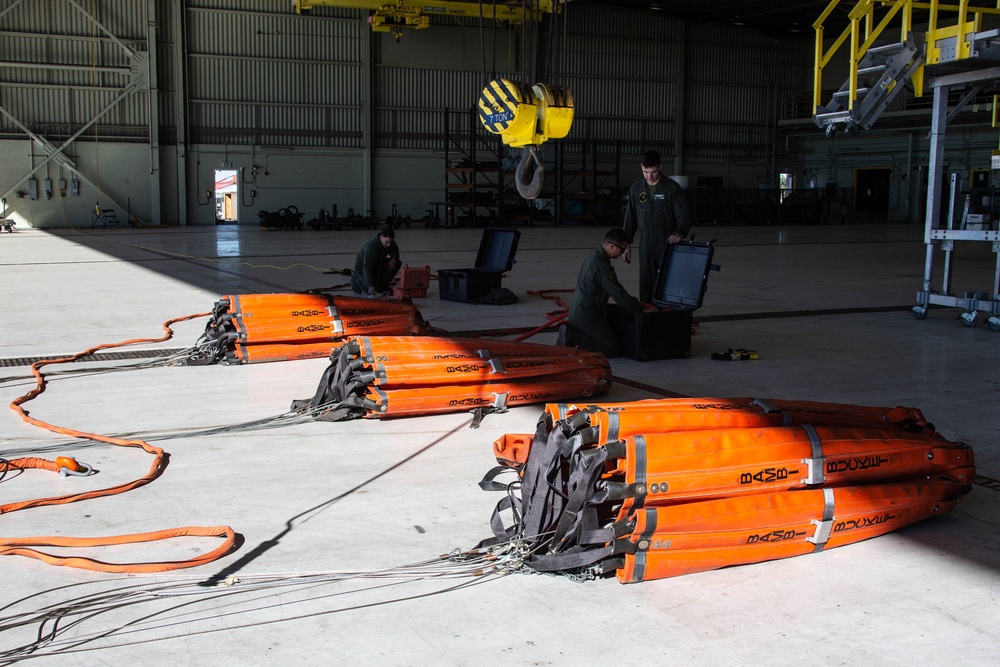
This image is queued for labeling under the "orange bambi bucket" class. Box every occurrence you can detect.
[616,477,970,582]
[478,399,974,583]
[496,397,937,469]
[293,335,611,421]
[189,293,429,365]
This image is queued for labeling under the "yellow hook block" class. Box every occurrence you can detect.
[478,78,574,148]
[531,83,574,143]
[478,78,537,147]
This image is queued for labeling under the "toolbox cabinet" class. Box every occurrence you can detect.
[438,228,520,303]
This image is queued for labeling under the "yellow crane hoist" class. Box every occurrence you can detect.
[478,78,574,199]
[293,1,563,41]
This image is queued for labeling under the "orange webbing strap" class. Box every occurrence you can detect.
[526,288,573,312]
[0,526,237,573]
[5,311,238,572]
[515,289,574,342]
[0,526,236,574]
[3,457,62,474]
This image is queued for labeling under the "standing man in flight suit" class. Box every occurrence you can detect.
[351,227,401,295]
[623,149,693,302]
[564,228,655,357]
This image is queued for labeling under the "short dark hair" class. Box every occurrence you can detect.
[604,227,629,246]
[641,150,660,168]
[379,226,396,239]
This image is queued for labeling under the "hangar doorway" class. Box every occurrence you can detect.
[214,169,239,224]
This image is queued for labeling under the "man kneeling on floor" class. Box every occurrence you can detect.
[561,227,655,357]
[352,227,401,295]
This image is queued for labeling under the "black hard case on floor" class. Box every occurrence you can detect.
[604,240,715,361]
[651,240,716,310]
[439,228,520,303]
[605,304,693,361]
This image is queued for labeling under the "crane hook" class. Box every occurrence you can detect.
[515,145,544,200]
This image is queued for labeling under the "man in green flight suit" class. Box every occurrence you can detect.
[563,227,655,357]
[623,149,692,302]
[351,227,401,295]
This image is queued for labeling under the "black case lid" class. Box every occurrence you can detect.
[475,228,520,271]
[651,240,716,310]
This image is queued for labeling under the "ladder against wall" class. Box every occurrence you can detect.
[813,0,1000,331]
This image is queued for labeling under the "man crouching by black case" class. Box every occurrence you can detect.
[558,227,655,357]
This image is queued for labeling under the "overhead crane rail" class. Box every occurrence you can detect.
[293,0,566,39]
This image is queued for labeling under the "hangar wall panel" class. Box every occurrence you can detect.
[184,5,366,147]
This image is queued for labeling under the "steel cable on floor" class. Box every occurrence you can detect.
[0,540,543,662]
[0,342,350,455]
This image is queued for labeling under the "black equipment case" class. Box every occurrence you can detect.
[605,305,693,361]
[607,240,718,361]
[651,240,717,310]
[438,228,520,303]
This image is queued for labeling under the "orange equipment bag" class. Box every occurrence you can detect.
[477,399,974,583]
[292,335,611,423]
[187,293,428,365]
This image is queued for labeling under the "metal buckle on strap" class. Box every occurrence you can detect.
[332,319,345,334]
[488,357,506,373]
[752,398,779,413]
[751,398,792,425]
[807,488,836,551]
[492,392,509,412]
[800,424,826,485]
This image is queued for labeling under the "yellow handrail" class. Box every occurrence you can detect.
[813,0,1000,117]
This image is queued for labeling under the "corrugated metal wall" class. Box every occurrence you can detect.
[0,0,830,227]
[0,1,807,153]
[184,3,367,147]
[543,5,683,151]
[0,0,148,142]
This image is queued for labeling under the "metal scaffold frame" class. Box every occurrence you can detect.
[811,0,1000,330]
[913,69,1000,332]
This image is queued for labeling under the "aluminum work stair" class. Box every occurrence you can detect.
[814,33,924,137]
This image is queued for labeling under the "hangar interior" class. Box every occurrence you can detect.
[0,1,998,664]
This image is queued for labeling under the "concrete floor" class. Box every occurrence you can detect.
[0,220,997,665]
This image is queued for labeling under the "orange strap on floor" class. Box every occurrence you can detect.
[515,289,573,342]
[5,311,238,572]
[0,526,237,574]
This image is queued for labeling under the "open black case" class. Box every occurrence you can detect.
[651,240,718,310]
[609,240,719,361]
[438,228,520,303]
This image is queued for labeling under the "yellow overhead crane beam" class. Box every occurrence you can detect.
[294,1,564,38]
